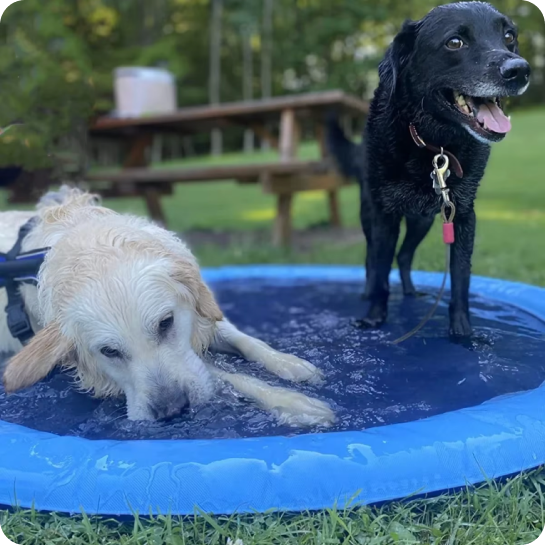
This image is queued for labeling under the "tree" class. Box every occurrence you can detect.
[227,1,259,153]
[0,0,542,173]
[209,0,223,155]
[260,0,273,150]
[0,0,95,176]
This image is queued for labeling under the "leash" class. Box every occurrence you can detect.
[391,147,457,345]
[392,246,451,344]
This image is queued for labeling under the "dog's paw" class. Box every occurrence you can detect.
[449,312,472,338]
[404,289,430,298]
[266,352,324,384]
[401,279,417,297]
[271,392,335,428]
[249,339,324,383]
[355,304,387,329]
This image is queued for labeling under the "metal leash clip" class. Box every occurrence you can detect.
[431,148,451,198]
[432,150,456,245]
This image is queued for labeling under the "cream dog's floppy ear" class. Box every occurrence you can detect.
[3,322,73,393]
[171,260,223,322]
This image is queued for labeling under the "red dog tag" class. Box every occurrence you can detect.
[443,222,455,244]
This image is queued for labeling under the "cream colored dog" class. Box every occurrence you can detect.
[1,187,334,427]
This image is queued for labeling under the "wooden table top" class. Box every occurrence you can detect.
[90,90,369,138]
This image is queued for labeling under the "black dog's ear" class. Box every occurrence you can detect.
[379,19,420,98]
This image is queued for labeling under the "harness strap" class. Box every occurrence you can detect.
[0,218,48,344]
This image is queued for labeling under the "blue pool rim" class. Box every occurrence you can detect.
[2,265,545,516]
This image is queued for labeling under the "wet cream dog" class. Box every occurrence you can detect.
[1,188,333,427]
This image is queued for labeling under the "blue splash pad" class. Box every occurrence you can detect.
[1,266,545,515]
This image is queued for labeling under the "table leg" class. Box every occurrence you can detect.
[279,109,299,162]
[327,190,341,228]
[143,186,167,227]
[273,193,293,247]
[122,134,169,227]
[270,109,300,247]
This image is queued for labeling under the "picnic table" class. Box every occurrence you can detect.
[88,90,368,246]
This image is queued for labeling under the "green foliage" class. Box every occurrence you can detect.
[0,0,543,172]
[0,0,94,171]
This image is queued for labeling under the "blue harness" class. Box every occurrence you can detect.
[0,218,49,344]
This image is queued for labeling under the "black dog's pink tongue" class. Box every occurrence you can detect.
[476,102,511,133]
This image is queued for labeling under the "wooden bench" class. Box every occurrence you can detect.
[86,159,347,246]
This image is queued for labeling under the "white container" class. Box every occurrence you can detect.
[114,67,177,118]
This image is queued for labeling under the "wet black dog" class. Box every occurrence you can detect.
[328,2,530,337]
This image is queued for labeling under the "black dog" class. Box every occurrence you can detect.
[328,2,530,337]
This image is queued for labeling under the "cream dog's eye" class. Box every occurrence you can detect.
[100,347,122,359]
[158,315,174,336]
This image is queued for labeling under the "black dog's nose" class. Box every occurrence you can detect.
[499,58,531,84]
[148,392,189,421]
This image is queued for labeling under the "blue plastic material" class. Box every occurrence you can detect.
[1,266,545,516]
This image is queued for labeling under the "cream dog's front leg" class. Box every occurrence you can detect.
[205,363,334,427]
[212,319,323,383]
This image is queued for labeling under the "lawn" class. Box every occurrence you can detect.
[2,108,545,544]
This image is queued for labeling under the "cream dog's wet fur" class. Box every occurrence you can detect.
[0,187,334,427]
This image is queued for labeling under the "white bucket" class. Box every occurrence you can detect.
[114,67,177,118]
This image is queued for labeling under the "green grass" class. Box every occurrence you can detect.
[2,470,545,544]
[2,109,545,543]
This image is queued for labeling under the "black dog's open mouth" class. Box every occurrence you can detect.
[445,91,511,139]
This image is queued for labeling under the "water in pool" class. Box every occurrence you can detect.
[1,278,545,440]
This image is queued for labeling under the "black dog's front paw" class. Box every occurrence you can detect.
[355,303,388,329]
[403,286,429,298]
[399,274,428,298]
[401,277,417,297]
[449,311,472,338]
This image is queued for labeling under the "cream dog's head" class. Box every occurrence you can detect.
[3,192,222,420]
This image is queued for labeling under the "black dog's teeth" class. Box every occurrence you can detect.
[453,93,505,122]
[453,92,473,116]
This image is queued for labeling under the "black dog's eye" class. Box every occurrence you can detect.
[446,37,464,50]
[158,315,174,336]
[504,31,515,45]
[100,347,122,359]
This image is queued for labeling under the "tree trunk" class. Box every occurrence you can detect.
[261,0,273,150]
[209,0,223,155]
[242,25,254,154]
